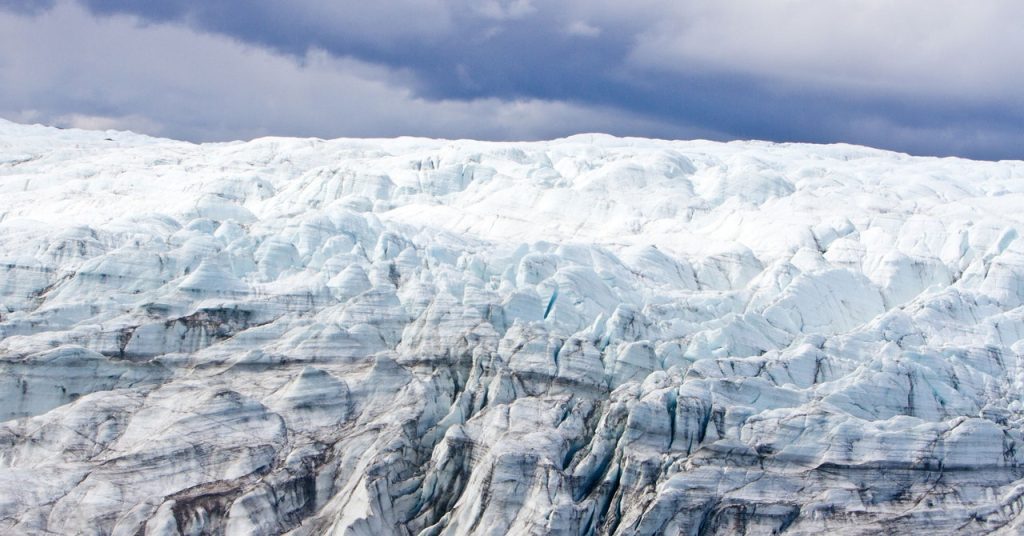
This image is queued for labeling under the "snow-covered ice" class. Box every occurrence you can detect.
[2,118,1024,534]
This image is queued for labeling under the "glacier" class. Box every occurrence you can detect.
[2,118,1024,535]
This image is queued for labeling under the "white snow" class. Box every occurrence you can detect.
[2,118,1024,534]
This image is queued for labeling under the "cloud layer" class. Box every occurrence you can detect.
[2,0,1021,159]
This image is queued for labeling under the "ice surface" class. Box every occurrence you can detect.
[2,118,1024,534]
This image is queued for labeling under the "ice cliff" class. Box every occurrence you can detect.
[2,118,1024,534]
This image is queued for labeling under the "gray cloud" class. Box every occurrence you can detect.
[626,1,1024,102]
[1,0,1021,159]
[0,2,712,142]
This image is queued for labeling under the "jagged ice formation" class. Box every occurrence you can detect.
[2,119,1024,534]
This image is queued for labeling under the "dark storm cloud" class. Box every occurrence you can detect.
[0,2,696,143]
[2,0,1022,159]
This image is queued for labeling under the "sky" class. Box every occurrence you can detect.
[1,0,1022,160]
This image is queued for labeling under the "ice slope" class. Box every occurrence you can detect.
[2,117,1024,534]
